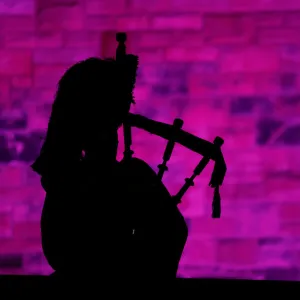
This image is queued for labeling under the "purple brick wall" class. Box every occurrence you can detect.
[1,0,300,279]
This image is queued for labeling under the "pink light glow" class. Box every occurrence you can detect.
[0,0,300,281]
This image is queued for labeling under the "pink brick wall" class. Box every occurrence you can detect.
[1,0,300,279]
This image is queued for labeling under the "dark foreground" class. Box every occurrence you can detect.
[0,275,299,297]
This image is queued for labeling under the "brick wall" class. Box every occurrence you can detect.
[1,0,300,279]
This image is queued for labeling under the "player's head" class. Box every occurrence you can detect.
[32,55,139,175]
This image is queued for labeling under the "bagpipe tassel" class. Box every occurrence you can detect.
[212,185,221,219]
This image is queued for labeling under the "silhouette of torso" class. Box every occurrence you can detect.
[41,157,133,277]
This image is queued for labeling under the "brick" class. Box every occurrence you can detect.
[256,118,284,145]
[62,31,100,48]
[0,135,16,162]
[0,213,12,238]
[0,254,22,269]
[0,204,12,214]
[29,88,56,104]
[190,48,220,64]
[279,202,300,222]
[27,265,52,275]
[275,124,300,146]
[175,32,207,48]
[153,15,202,30]
[132,85,150,103]
[35,31,63,48]
[255,73,280,95]
[258,237,283,247]
[284,12,300,26]
[295,250,300,266]
[10,88,32,108]
[221,130,256,151]
[137,32,177,49]
[188,216,240,237]
[129,0,174,12]
[33,65,69,88]
[12,76,32,88]
[280,94,300,106]
[0,50,32,75]
[0,238,41,254]
[116,16,151,31]
[272,1,300,11]
[37,5,85,31]
[220,47,280,73]
[85,16,118,31]
[192,63,219,77]
[188,74,218,98]
[0,268,24,275]
[0,78,10,107]
[138,49,165,63]
[230,150,263,171]
[229,0,300,11]
[33,48,99,64]
[136,64,162,84]
[138,31,193,50]
[254,12,285,27]
[280,223,300,236]
[27,202,43,221]
[2,30,61,50]
[280,44,300,64]
[151,83,171,97]
[230,96,258,115]
[225,0,259,11]
[179,104,226,134]
[3,31,35,48]
[257,28,300,45]
[262,156,293,178]
[202,15,254,44]
[85,0,126,15]
[182,239,216,265]
[169,97,190,116]
[284,150,300,174]
[234,95,273,115]
[13,221,41,240]
[151,77,188,98]
[36,0,79,11]
[216,238,259,265]
[264,268,300,281]
[267,186,300,205]
[279,73,297,91]
[156,62,191,80]
[218,73,256,97]
[265,176,300,199]
[1,186,33,206]
[273,99,300,119]
[174,0,230,12]
[0,165,27,189]
[12,204,30,222]
[15,131,44,162]
[166,47,220,63]
[0,16,35,31]
[230,182,266,201]
[24,105,50,131]
[0,0,34,15]
[0,107,28,129]
[23,252,44,268]
[225,203,280,237]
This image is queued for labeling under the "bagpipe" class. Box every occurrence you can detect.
[115,32,227,218]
